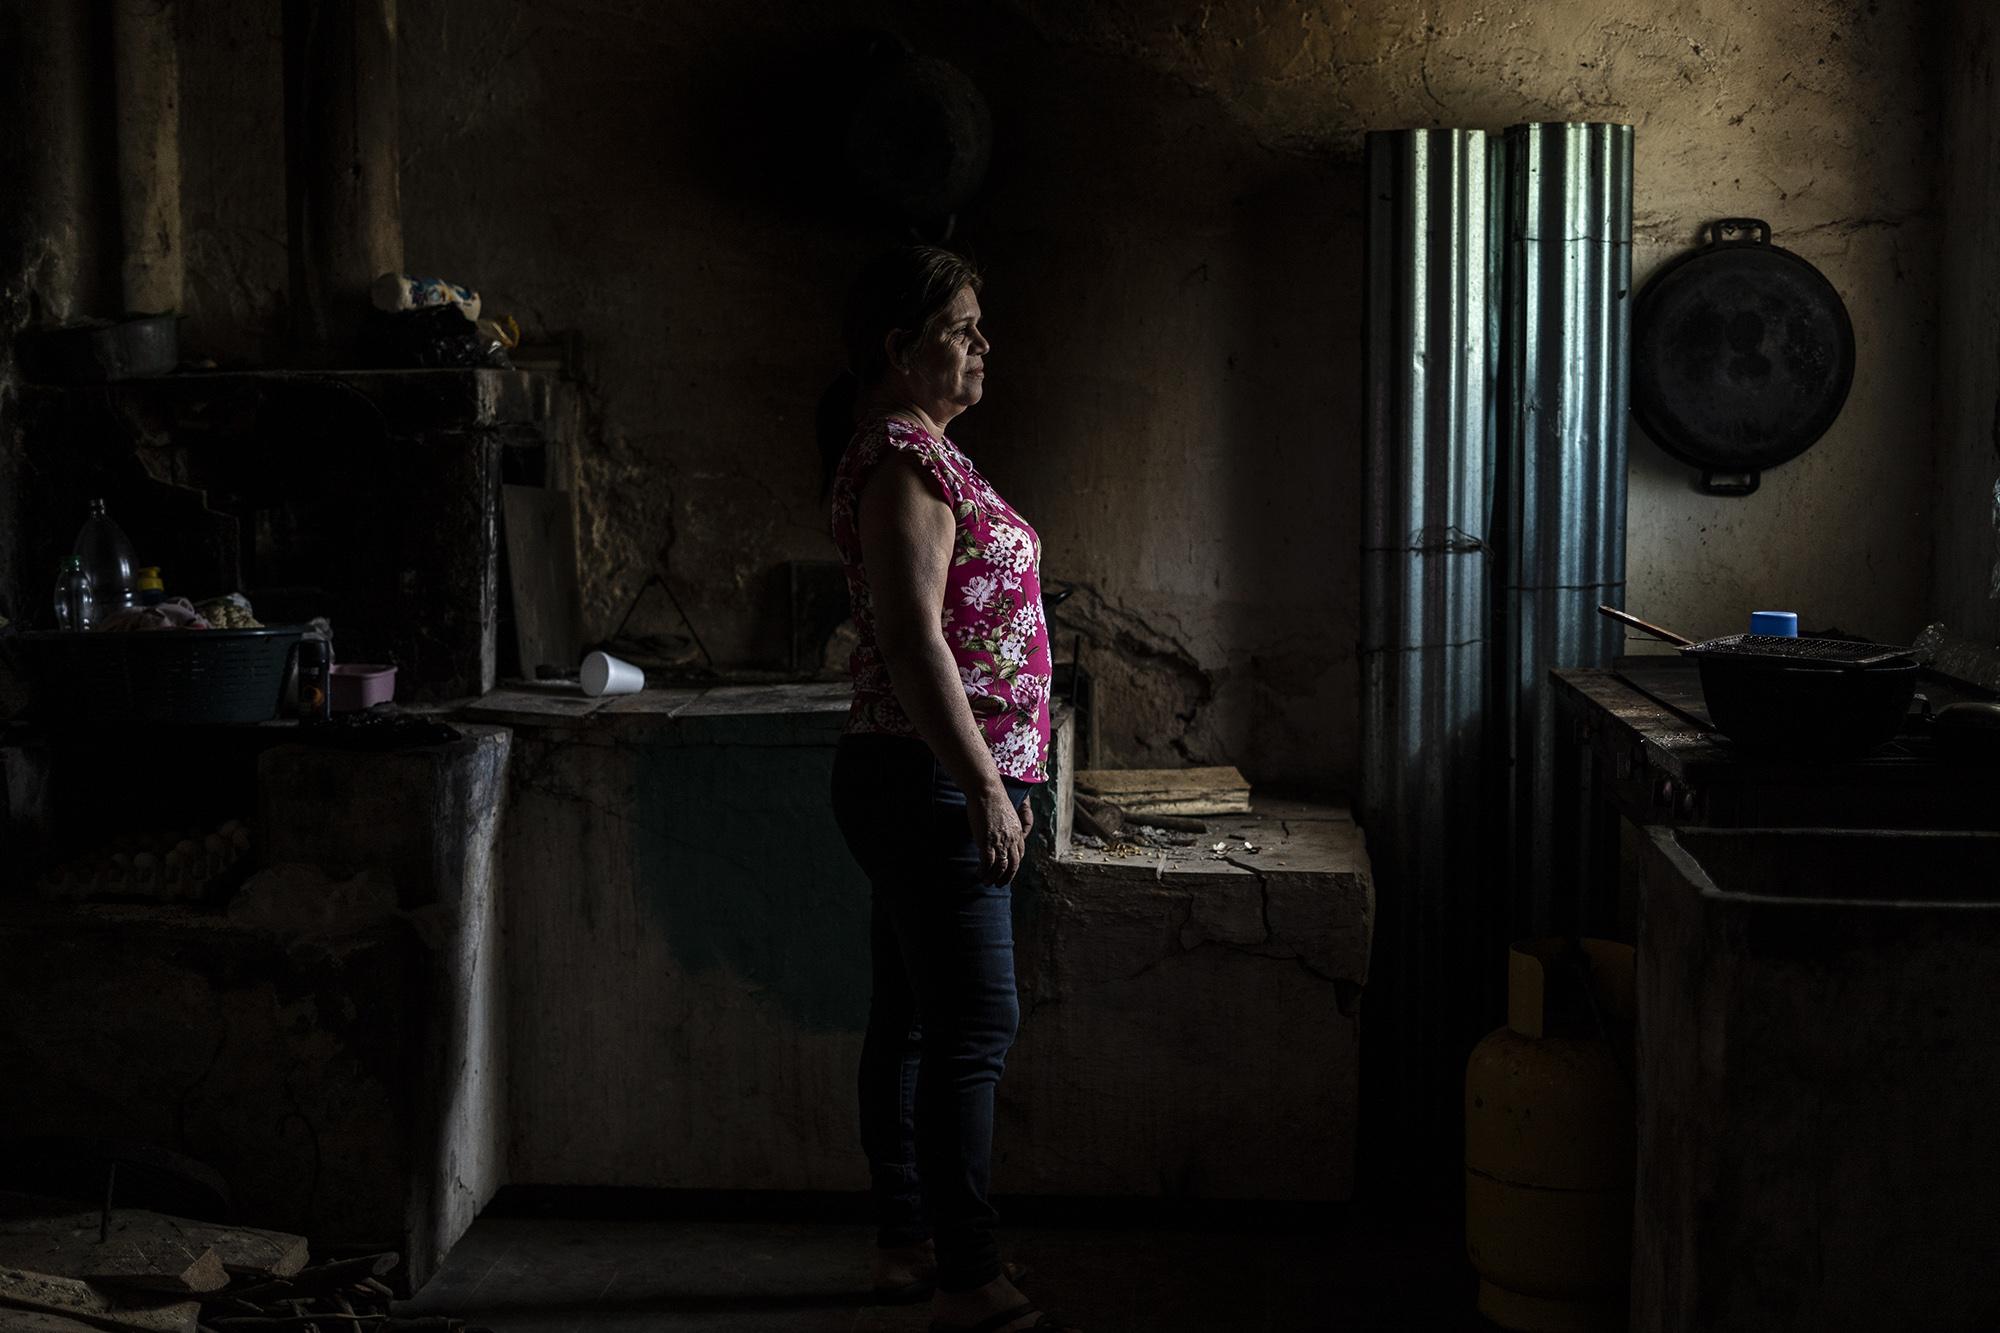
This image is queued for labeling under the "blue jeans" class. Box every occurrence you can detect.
[831,733,1033,1294]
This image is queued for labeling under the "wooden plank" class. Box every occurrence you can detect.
[0,1311,126,1333]
[458,685,606,725]
[0,1212,305,1282]
[502,483,583,677]
[1074,766,1252,816]
[0,1267,198,1332]
[226,1251,395,1303]
[0,1215,224,1293]
[170,1220,308,1280]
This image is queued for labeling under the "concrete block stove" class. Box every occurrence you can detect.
[0,725,511,1294]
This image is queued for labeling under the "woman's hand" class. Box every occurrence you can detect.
[969,785,1027,884]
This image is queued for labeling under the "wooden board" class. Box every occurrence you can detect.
[0,1212,305,1284]
[0,1267,198,1332]
[1074,765,1252,816]
[0,1312,129,1333]
[502,484,583,677]
[163,1218,307,1280]
[0,1214,223,1293]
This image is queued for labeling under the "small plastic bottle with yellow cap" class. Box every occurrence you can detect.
[136,566,165,607]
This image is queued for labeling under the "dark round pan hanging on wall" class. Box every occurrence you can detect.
[1630,218,1855,496]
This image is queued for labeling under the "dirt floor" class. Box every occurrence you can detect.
[392,1192,1492,1332]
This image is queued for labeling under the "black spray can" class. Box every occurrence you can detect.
[298,639,332,724]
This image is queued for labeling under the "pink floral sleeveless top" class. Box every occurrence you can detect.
[830,415,1053,782]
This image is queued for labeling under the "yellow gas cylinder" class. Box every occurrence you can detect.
[1465,938,1635,1331]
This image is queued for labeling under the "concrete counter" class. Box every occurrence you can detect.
[462,682,1370,1201]
[461,682,880,1193]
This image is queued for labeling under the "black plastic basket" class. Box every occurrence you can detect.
[11,627,305,724]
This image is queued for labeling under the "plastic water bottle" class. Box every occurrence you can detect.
[73,498,137,612]
[53,556,94,630]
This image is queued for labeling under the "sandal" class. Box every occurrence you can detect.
[870,1240,935,1303]
[927,1304,1079,1332]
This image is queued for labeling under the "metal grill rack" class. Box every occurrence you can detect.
[1685,634,1913,669]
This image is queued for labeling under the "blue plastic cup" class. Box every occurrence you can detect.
[1749,611,1799,637]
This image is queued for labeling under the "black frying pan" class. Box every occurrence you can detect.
[1631,219,1855,496]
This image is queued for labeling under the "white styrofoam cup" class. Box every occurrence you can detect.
[581,651,645,697]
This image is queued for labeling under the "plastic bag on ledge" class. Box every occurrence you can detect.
[363,305,512,369]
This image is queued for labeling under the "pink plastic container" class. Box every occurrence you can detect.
[330,663,396,712]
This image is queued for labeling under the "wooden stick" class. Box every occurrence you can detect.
[1074,766,1250,816]
[0,1267,198,1333]
[98,1168,115,1245]
[1130,811,1208,833]
[227,1256,397,1306]
[1595,603,1694,647]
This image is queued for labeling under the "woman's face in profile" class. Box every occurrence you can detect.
[900,285,989,416]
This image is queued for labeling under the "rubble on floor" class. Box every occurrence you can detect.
[0,1196,492,1332]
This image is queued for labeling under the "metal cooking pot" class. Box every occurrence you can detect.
[1631,219,1854,496]
[16,313,181,383]
[1600,606,1915,758]
[1694,652,1916,759]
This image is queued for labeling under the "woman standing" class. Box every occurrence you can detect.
[824,246,1073,1333]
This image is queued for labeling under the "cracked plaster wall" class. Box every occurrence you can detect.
[162,0,1939,788]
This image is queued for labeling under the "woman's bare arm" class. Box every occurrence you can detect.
[856,456,1026,882]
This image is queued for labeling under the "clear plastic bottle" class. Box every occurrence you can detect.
[53,555,95,630]
[73,498,137,612]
